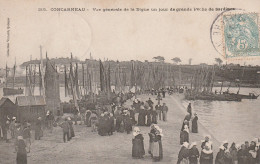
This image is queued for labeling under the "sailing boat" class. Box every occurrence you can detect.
[3,61,24,96]
[185,66,242,101]
[225,66,259,99]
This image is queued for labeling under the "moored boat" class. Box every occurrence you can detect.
[227,93,259,99]
[185,92,241,101]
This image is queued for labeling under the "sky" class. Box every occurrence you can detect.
[0,0,260,68]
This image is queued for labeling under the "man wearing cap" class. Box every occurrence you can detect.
[67,117,75,140]
[147,98,154,109]
[35,117,42,140]
[10,117,16,139]
[155,103,162,121]
[156,93,162,104]
[59,118,70,142]
[23,121,31,153]
[45,111,55,133]
[187,102,192,116]
[162,103,168,122]
[14,122,23,141]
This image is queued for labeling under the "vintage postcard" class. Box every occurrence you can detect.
[0,0,260,163]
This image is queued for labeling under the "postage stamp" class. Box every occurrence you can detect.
[222,13,260,58]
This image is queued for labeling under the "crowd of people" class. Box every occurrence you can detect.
[177,104,260,164]
[1,88,260,164]
[79,92,168,162]
[77,92,169,139]
[0,110,75,164]
[0,116,34,164]
[177,135,260,164]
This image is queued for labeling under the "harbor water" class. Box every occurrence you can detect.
[182,87,260,144]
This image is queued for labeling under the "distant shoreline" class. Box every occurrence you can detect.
[0,83,259,89]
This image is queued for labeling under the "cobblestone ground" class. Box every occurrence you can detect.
[0,94,220,164]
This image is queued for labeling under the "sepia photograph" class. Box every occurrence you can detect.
[0,0,260,163]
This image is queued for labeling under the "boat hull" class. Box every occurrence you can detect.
[228,93,259,99]
[185,93,242,101]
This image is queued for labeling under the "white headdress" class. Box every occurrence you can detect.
[219,145,225,150]
[17,136,23,140]
[133,127,141,137]
[182,142,189,148]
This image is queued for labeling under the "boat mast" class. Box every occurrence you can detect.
[40,46,45,97]
[220,80,224,94]
[70,53,79,112]
[82,63,85,96]
[210,65,215,92]
[13,58,16,88]
[178,66,182,87]
[5,63,8,88]
[237,65,246,94]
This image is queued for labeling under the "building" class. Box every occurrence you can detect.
[0,76,5,84]
[0,98,16,123]
[15,96,46,122]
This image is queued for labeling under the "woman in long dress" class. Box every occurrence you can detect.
[148,124,156,156]
[215,145,226,164]
[146,108,152,126]
[16,136,27,164]
[132,127,145,159]
[192,113,198,133]
[98,114,106,136]
[151,108,157,124]
[200,143,214,164]
[138,106,146,126]
[180,125,189,145]
[177,142,190,164]
[123,111,132,134]
[189,142,200,164]
[152,125,163,162]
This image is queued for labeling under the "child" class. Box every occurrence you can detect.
[89,112,98,132]
[59,118,70,142]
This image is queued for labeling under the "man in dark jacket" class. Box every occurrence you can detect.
[60,118,70,142]
[162,103,168,121]
[155,104,162,121]
[35,117,42,140]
